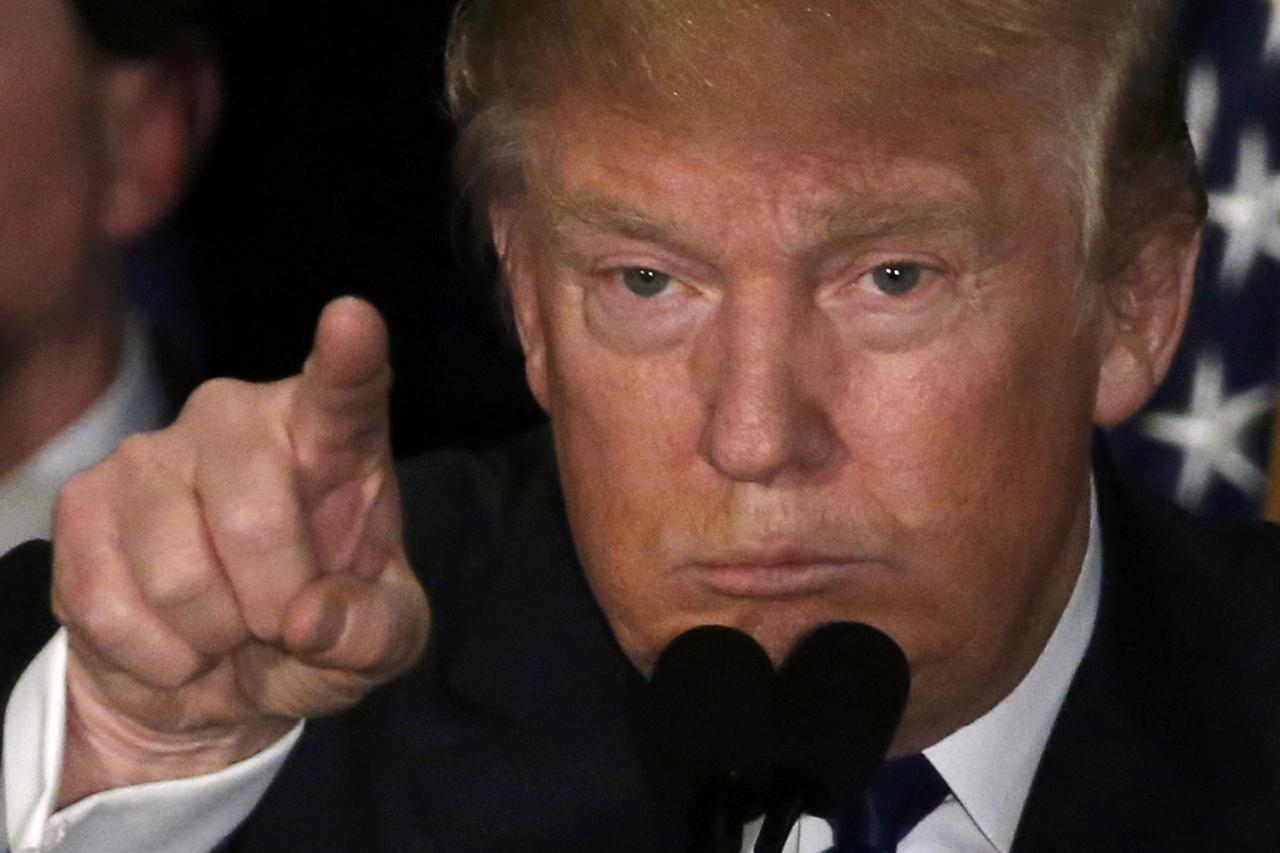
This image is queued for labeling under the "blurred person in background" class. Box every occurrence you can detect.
[0,0,219,551]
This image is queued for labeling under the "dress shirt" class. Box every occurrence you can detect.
[0,314,168,555]
[3,491,1100,853]
[2,633,303,853]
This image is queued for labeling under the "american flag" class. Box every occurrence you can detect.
[1108,0,1280,521]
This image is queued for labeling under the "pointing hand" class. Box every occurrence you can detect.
[51,298,429,803]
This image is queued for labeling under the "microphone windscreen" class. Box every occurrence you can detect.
[773,622,909,811]
[638,625,775,785]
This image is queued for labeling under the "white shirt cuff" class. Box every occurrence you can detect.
[4,629,303,853]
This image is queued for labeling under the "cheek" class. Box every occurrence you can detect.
[853,335,1090,513]
[836,291,1097,655]
[840,242,1098,514]
[544,289,713,664]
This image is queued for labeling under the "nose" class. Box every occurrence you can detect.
[693,283,840,484]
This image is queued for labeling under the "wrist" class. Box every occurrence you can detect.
[58,657,294,808]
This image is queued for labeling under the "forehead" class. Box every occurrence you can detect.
[502,2,1098,268]
[520,86,1068,266]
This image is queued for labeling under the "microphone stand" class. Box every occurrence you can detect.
[752,791,805,853]
[690,777,752,853]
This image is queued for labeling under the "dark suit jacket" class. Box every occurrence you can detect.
[1,429,1277,851]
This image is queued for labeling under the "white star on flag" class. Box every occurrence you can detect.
[1140,352,1274,509]
[1206,128,1280,288]
[1266,0,1280,60]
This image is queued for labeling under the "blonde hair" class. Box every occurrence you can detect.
[445,0,1204,281]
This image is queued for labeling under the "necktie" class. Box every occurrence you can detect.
[843,755,949,852]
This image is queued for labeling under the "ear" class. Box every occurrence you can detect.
[1093,218,1202,426]
[97,54,222,241]
[490,203,551,412]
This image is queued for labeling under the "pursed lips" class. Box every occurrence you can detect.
[687,546,880,599]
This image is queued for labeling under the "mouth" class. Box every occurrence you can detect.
[688,548,880,599]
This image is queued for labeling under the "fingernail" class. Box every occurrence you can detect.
[308,597,346,654]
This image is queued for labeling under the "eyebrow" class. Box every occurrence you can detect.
[542,191,717,259]
[541,184,997,266]
[801,189,1006,267]
[813,196,983,244]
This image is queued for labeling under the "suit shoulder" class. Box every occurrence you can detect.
[395,425,554,526]
[1119,484,1280,599]
[394,426,559,652]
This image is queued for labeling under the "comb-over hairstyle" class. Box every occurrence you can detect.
[69,0,212,57]
[445,0,1205,281]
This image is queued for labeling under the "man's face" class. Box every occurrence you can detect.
[505,77,1123,750]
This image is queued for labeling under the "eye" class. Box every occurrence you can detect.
[869,263,925,297]
[621,267,673,298]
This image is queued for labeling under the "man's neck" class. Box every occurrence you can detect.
[890,476,1095,758]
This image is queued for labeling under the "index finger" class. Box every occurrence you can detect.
[289,297,393,493]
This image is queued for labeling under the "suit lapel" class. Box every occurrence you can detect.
[1012,458,1280,851]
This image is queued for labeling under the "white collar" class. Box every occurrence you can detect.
[0,314,167,553]
[922,485,1101,853]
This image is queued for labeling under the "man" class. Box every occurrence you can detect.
[0,0,219,552]
[2,0,1277,851]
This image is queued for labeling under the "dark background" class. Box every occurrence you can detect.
[162,0,540,458]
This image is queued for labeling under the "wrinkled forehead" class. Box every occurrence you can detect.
[519,95,1072,277]
[517,73,1075,256]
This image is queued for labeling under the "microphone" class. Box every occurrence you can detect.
[764,623,909,851]
[633,623,910,853]
[634,625,775,853]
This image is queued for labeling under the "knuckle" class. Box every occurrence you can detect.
[136,553,214,609]
[52,545,116,631]
[213,493,298,554]
[183,377,248,419]
[114,431,157,466]
[51,560,94,627]
[69,593,134,656]
[112,431,187,486]
[183,378,286,444]
[53,469,107,536]
[243,607,284,643]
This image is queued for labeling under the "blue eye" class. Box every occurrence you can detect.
[870,264,924,296]
[621,268,672,298]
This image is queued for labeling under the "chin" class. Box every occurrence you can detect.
[743,610,855,665]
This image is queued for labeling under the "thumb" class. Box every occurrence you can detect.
[281,564,430,680]
[290,297,393,493]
